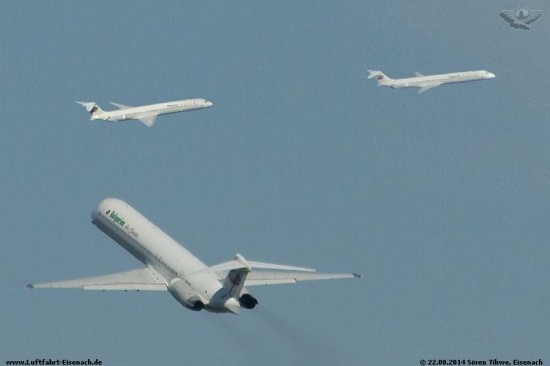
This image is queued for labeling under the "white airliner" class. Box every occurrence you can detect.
[29,198,360,314]
[75,98,213,127]
[367,69,495,93]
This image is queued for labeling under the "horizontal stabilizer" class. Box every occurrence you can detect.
[28,267,167,291]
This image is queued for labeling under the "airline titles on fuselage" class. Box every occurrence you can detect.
[106,210,125,226]
[106,209,139,238]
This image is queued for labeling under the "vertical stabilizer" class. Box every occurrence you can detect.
[367,70,393,86]
[75,101,104,120]
[222,254,251,298]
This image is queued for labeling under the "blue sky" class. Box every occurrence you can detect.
[1,1,549,365]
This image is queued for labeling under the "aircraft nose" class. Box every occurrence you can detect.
[206,101,213,107]
[486,72,496,79]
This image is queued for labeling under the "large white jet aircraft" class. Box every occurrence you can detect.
[367,69,495,93]
[75,98,213,127]
[29,198,360,314]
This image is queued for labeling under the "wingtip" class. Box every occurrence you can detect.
[27,283,34,289]
[352,273,362,279]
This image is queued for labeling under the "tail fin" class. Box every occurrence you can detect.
[367,70,393,85]
[222,254,251,298]
[75,101,104,118]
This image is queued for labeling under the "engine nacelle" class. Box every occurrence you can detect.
[168,279,205,311]
[239,294,258,309]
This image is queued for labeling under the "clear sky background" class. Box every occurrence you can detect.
[1,1,549,365]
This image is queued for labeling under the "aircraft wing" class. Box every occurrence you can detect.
[28,267,167,291]
[499,10,515,23]
[244,271,360,286]
[110,102,133,109]
[191,254,316,275]
[525,10,543,24]
[137,115,157,127]
[418,83,441,93]
[194,254,359,285]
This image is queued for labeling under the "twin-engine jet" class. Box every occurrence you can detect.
[29,198,359,314]
[75,98,213,127]
[367,69,495,93]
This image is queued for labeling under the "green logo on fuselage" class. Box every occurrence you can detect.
[109,211,126,227]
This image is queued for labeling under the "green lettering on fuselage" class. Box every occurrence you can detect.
[109,211,126,227]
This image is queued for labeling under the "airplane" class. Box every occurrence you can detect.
[500,8,543,30]
[28,198,360,314]
[75,98,213,127]
[367,69,495,94]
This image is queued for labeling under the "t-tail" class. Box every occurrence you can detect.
[222,255,258,312]
[75,101,104,120]
[367,70,393,86]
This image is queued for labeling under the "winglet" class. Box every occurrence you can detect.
[27,283,34,289]
[353,273,362,279]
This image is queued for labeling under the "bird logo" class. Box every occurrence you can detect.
[500,8,543,30]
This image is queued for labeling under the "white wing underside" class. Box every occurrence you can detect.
[136,115,157,127]
[193,256,359,286]
[418,83,441,93]
[29,267,167,291]
[244,271,360,286]
[191,259,316,275]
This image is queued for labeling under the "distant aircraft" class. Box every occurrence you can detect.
[29,198,360,314]
[367,69,495,94]
[75,98,213,127]
[500,8,543,30]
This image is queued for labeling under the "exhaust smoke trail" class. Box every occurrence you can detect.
[254,305,342,365]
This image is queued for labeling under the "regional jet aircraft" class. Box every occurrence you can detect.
[367,69,495,93]
[75,98,213,127]
[29,198,359,314]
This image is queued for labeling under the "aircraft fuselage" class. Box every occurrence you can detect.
[92,198,239,313]
[92,99,212,122]
[389,71,495,89]
[367,69,495,93]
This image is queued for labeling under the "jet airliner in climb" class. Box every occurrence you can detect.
[75,98,213,127]
[367,69,495,93]
[29,198,359,314]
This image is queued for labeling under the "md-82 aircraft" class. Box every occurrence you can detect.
[29,198,359,314]
[367,69,495,93]
[75,98,213,127]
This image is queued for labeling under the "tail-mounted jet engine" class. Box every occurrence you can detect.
[168,279,205,311]
[239,294,258,309]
